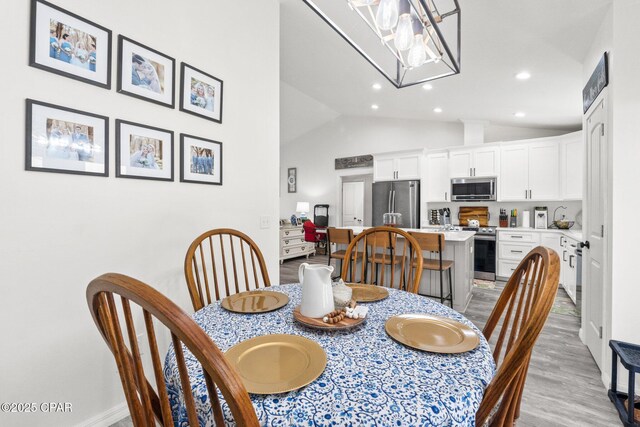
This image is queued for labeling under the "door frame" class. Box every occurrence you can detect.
[581,88,612,387]
[336,169,373,227]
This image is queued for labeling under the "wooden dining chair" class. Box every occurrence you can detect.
[327,227,354,274]
[476,246,560,427]
[409,232,454,307]
[184,228,271,311]
[341,226,423,293]
[86,273,260,427]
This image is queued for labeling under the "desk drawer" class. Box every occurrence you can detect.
[280,228,304,238]
[499,242,536,261]
[282,236,305,248]
[498,231,539,243]
[281,243,312,257]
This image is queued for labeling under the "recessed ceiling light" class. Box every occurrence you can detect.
[422,83,433,91]
[372,83,382,90]
[514,112,526,118]
[371,104,379,110]
[433,107,442,113]
[515,71,531,80]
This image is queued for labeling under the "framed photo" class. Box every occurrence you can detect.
[180,134,222,185]
[287,167,297,193]
[583,52,608,113]
[115,120,174,181]
[26,99,108,176]
[29,0,112,88]
[117,35,175,108]
[179,62,223,123]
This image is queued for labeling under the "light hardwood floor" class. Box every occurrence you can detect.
[111,253,619,427]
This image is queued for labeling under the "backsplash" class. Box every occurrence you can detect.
[425,200,583,229]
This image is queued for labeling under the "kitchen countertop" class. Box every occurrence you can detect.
[496,227,583,241]
[343,226,476,242]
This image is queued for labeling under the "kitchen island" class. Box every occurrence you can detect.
[342,226,475,313]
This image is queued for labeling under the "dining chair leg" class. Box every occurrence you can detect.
[439,269,445,304]
[448,268,454,308]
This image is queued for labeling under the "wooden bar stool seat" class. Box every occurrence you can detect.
[409,232,454,308]
[327,227,355,277]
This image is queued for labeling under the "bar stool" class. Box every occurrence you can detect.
[327,227,354,277]
[409,232,454,307]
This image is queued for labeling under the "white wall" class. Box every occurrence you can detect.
[610,0,640,387]
[484,124,571,143]
[0,1,280,426]
[280,114,572,225]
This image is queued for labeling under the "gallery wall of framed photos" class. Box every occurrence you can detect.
[5,0,280,425]
[28,0,226,184]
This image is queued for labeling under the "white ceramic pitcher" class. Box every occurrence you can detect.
[298,263,335,318]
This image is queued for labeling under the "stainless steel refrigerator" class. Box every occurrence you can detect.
[372,180,420,228]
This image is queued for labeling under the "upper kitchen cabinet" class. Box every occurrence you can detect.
[561,133,584,200]
[499,140,560,201]
[449,147,499,178]
[426,152,450,202]
[373,150,423,182]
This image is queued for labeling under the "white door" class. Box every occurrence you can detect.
[499,145,529,201]
[528,140,561,201]
[474,147,500,177]
[342,181,364,226]
[426,153,450,202]
[449,150,473,178]
[584,97,607,370]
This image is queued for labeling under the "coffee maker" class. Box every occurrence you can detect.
[534,207,548,229]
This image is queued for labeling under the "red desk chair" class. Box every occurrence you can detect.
[303,220,327,255]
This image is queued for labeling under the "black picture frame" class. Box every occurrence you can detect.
[25,98,109,177]
[180,134,223,186]
[29,0,112,89]
[117,35,175,108]
[583,52,608,114]
[115,119,174,182]
[179,62,224,123]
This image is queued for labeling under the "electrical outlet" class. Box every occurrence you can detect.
[260,216,270,229]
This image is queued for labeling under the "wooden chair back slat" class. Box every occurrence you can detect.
[143,310,174,426]
[87,273,260,426]
[476,246,560,427]
[327,227,353,246]
[340,227,422,293]
[172,332,200,426]
[410,232,446,253]
[185,229,271,311]
[121,298,156,423]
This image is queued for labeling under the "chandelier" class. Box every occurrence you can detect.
[303,0,461,88]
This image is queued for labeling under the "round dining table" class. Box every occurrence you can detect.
[164,284,495,426]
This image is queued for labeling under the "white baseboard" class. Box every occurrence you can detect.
[578,327,585,344]
[77,402,129,427]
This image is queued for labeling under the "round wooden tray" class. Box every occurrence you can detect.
[293,306,366,330]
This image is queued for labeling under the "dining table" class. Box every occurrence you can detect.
[164,283,496,426]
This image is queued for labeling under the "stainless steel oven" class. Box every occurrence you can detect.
[464,227,496,281]
[451,177,497,202]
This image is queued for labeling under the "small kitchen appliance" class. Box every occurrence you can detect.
[534,207,548,229]
[522,211,531,228]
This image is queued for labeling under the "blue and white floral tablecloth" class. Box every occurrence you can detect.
[164,284,495,426]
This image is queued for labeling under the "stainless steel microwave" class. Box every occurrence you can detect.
[451,177,497,201]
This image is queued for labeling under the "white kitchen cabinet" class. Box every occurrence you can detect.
[426,152,450,202]
[561,135,584,200]
[499,145,529,201]
[560,236,579,304]
[497,230,540,280]
[499,141,560,201]
[373,151,422,182]
[540,232,564,283]
[449,147,499,178]
[528,140,561,201]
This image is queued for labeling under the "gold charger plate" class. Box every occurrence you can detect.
[385,314,480,354]
[292,306,366,330]
[225,334,327,394]
[220,290,289,314]
[347,283,389,303]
